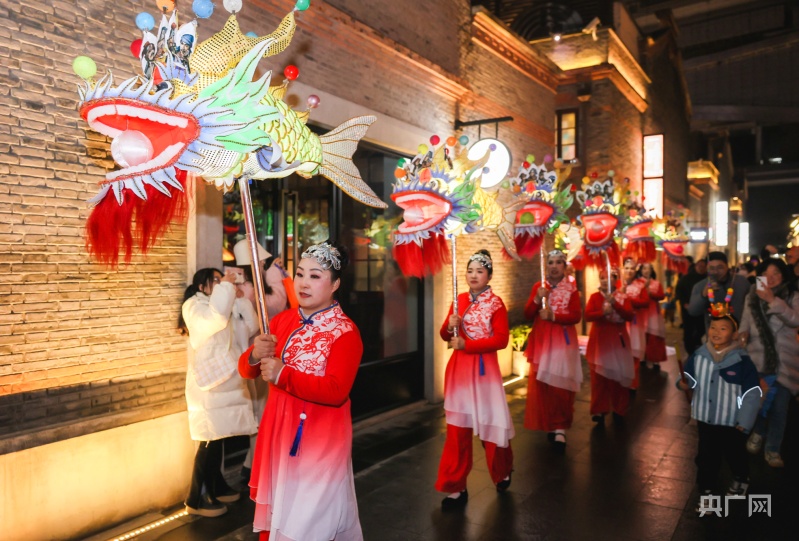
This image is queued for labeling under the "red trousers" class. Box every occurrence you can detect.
[645,333,667,362]
[435,424,513,493]
[524,376,575,431]
[589,365,630,416]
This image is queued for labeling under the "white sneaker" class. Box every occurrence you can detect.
[746,433,763,455]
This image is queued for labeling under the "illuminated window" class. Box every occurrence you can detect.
[556,110,577,161]
[642,134,664,217]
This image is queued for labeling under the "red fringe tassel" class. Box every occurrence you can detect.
[622,239,656,263]
[580,241,621,270]
[86,170,189,267]
[506,234,544,261]
[393,234,451,278]
[663,254,689,274]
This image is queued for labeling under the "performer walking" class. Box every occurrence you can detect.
[523,250,582,452]
[585,267,636,425]
[239,242,364,541]
[640,262,667,369]
[436,250,514,509]
[621,257,650,389]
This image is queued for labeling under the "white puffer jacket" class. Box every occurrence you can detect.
[182,281,259,441]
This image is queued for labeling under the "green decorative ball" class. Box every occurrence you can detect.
[72,56,97,80]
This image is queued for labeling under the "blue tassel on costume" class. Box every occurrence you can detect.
[479,354,485,376]
[633,314,637,324]
[563,328,570,345]
[619,332,626,348]
[289,412,307,457]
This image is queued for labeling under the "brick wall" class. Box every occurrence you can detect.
[0,0,188,449]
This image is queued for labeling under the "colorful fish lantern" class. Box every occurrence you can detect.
[76,6,385,267]
[621,196,656,263]
[655,213,690,274]
[501,157,573,259]
[391,139,486,278]
[572,173,622,270]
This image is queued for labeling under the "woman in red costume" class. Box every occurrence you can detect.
[239,242,363,541]
[585,267,636,425]
[436,249,514,509]
[639,262,667,369]
[523,249,582,452]
[621,257,650,389]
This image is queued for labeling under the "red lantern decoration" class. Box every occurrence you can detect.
[283,65,299,80]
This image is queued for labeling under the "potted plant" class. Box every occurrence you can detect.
[510,324,531,377]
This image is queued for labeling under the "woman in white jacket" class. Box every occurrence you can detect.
[178,268,259,517]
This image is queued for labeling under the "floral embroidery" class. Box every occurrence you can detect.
[548,276,577,317]
[607,289,629,324]
[282,305,354,376]
[462,289,503,339]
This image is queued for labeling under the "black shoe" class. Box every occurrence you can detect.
[215,485,240,503]
[441,490,468,510]
[241,466,251,484]
[552,433,566,454]
[612,412,625,424]
[591,414,605,424]
[496,472,512,492]
[186,492,227,518]
[547,432,556,443]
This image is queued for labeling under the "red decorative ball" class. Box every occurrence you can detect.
[591,171,598,178]
[569,184,577,192]
[522,161,530,168]
[430,135,440,146]
[284,65,299,80]
[130,38,143,58]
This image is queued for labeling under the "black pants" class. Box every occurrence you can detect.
[695,422,749,492]
[186,439,230,507]
[683,314,705,356]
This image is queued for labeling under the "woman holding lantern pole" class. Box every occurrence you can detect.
[523,249,582,452]
[436,249,514,509]
[238,242,364,541]
[621,257,650,390]
[585,266,636,424]
[639,262,668,369]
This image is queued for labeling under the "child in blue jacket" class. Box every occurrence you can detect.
[677,310,761,504]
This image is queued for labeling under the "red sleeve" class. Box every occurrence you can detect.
[630,281,650,308]
[649,281,665,301]
[524,282,543,321]
[464,301,509,354]
[584,292,605,322]
[274,328,363,407]
[238,345,259,379]
[237,310,292,380]
[552,289,582,326]
[613,295,635,321]
[439,302,455,341]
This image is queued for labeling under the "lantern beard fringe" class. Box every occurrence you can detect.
[662,251,689,274]
[392,234,451,278]
[501,233,545,261]
[622,238,656,264]
[572,241,621,271]
[86,169,190,267]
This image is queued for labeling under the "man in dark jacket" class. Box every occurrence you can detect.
[676,256,707,355]
[688,251,751,334]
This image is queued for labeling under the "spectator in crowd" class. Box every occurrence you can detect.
[676,256,707,355]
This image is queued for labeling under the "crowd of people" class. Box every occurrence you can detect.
[175,239,799,538]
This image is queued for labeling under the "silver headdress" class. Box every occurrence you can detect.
[469,252,493,270]
[301,242,341,271]
[547,249,567,261]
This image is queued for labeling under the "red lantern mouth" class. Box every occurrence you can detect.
[515,201,554,228]
[391,190,452,234]
[661,240,686,257]
[624,220,653,241]
[582,212,619,247]
[80,98,200,183]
